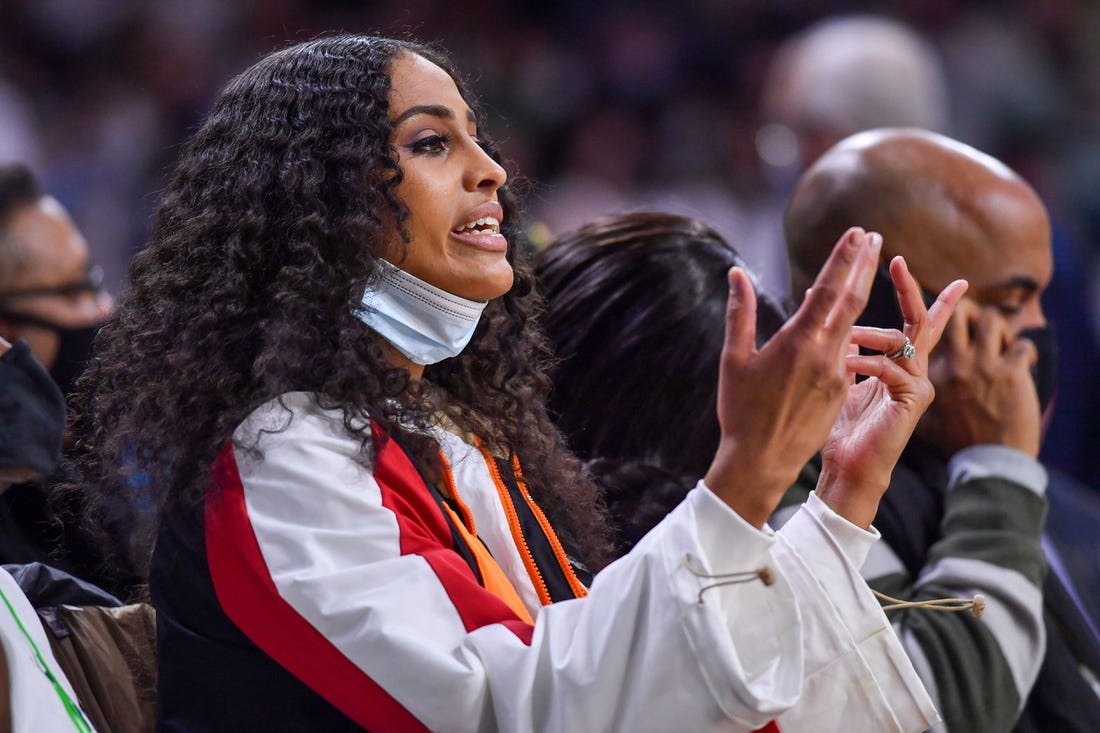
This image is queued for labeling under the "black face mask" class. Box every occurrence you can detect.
[46,321,102,397]
[1019,324,1058,414]
[0,310,105,397]
[0,339,66,477]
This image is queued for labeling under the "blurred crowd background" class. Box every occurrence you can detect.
[3,0,1100,484]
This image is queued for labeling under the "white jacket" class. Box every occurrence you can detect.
[200,392,938,732]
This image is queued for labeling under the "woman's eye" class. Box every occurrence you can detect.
[405,134,451,154]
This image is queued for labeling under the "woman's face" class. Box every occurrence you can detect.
[386,53,513,302]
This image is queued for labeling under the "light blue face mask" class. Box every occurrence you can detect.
[353,260,488,365]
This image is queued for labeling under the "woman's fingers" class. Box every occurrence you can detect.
[825,231,882,335]
[848,326,922,375]
[847,353,917,383]
[889,256,927,333]
[889,255,967,354]
[845,353,934,407]
[797,228,880,340]
[925,280,969,347]
[798,228,864,326]
[722,267,758,367]
[849,326,909,354]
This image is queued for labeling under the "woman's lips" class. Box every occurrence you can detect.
[450,228,508,251]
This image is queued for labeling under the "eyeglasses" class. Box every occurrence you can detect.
[0,265,104,301]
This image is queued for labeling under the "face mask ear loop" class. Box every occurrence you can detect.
[683,556,775,604]
[872,589,986,620]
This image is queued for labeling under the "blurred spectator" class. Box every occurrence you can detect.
[759,15,949,175]
[0,550,97,733]
[0,164,113,398]
[0,335,96,732]
[751,14,951,299]
[0,163,124,596]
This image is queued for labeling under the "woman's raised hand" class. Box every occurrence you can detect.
[815,256,967,527]
[703,227,883,527]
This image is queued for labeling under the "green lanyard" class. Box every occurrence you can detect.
[0,585,93,732]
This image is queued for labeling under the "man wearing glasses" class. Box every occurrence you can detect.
[0,163,127,596]
[0,164,113,398]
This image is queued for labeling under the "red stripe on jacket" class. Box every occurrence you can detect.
[206,442,427,731]
[370,424,535,643]
[206,426,535,732]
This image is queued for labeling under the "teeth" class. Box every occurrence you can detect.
[453,216,501,234]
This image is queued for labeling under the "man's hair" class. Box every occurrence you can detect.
[0,163,45,293]
[0,164,43,227]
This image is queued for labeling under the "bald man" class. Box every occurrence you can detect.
[778,128,1100,733]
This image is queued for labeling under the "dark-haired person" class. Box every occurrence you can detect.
[77,36,957,732]
[0,164,121,592]
[784,128,1100,733]
[0,164,113,399]
[537,213,787,554]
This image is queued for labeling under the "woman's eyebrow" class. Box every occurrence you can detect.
[393,104,476,127]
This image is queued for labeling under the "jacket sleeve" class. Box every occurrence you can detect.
[770,492,938,732]
[209,396,935,733]
[777,446,1048,733]
[889,446,1046,733]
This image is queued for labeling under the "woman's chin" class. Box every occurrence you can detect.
[467,269,515,302]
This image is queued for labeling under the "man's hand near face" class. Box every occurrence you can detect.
[918,299,1042,459]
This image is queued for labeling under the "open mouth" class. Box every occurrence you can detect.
[451,216,501,236]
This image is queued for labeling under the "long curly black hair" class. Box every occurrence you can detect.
[69,34,612,576]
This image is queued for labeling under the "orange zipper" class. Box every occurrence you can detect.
[474,439,553,606]
[436,450,478,534]
[509,454,589,599]
[474,437,588,604]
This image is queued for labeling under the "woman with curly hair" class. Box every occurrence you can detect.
[73,35,960,731]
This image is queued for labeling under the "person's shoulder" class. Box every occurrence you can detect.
[232,391,365,448]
